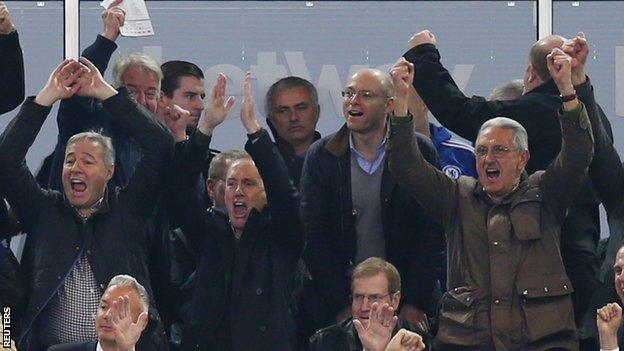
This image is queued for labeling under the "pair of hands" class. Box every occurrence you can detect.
[0,2,15,34]
[35,57,117,107]
[597,302,622,350]
[107,295,149,351]
[354,302,425,351]
[195,71,261,137]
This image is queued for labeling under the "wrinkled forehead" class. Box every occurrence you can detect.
[615,247,624,267]
[226,159,260,180]
[101,285,144,313]
[65,139,106,159]
[476,126,515,147]
[122,64,160,89]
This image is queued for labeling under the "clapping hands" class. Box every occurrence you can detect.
[35,57,117,107]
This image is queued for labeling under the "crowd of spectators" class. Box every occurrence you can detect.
[2,1,624,351]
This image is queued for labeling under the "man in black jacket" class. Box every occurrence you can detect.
[0,58,173,350]
[403,29,606,327]
[309,257,430,351]
[0,1,24,114]
[170,72,302,351]
[300,68,444,331]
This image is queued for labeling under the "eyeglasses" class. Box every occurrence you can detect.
[475,145,514,158]
[351,293,394,304]
[341,90,387,101]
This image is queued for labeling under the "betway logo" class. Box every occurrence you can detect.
[145,48,474,118]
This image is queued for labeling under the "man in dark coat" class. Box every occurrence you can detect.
[300,68,444,331]
[309,257,431,351]
[402,29,607,327]
[0,58,173,350]
[171,73,303,351]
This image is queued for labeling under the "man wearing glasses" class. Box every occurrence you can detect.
[300,68,444,333]
[309,257,430,351]
[387,44,593,349]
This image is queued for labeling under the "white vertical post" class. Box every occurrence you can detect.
[64,0,79,59]
[537,0,553,40]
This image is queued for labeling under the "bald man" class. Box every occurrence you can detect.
[300,68,444,333]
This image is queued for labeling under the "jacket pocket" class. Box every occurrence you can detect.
[437,286,481,346]
[510,188,542,241]
[516,275,575,342]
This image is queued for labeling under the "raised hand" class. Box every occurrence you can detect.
[35,59,85,106]
[159,103,191,142]
[110,295,148,351]
[546,48,574,97]
[101,0,125,41]
[198,73,235,135]
[0,2,15,34]
[240,71,261,134]
[407,30,436,50]
[353,302,398,351]
[385,329,426,351]
[597,303,622,351]
[561,32,588,85]
[390,58,415,116]
[74,56,118,100]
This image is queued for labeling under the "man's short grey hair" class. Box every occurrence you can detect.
[106,274,149,313]
[112,53,163,90]
[477,117,529,151]
[66,131,115,166]
[208,149,250,180]
[488,79,524,101]
[265,76,319,117]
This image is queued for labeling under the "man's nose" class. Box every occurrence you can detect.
[134,91,147,107]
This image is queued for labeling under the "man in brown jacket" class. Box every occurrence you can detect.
[386,46,594,350]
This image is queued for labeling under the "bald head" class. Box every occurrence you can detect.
[348,68,394,98]
[529,35,566,82]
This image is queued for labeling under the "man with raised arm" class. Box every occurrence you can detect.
[0,58,173,350]
[403,30,606,325]
[387,45,593,350]
[169,73,302,351]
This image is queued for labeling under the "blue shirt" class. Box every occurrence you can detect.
[349,133,387,174]
[430,123,477,179]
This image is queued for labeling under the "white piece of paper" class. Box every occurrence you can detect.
[100,0,155,37]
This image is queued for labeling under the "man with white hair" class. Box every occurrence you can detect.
[48,275,150,351]
[387,44,593,350]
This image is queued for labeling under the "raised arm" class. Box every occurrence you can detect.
[240,72,303,255]
[168,73,234,249]
[539,48,593,218]
[0,3,24,114]
[387,58,458,227]
[65,57,176,219]
[0,60,85,230]
[402,30,503,142]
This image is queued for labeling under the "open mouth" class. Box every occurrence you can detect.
[233,201,248,217]
[485,167,501,181]
[348,109,364,117]
[70,179,87,193]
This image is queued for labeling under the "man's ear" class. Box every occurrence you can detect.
[518,150,530,173]
[385,97,395,115]
[105,164,115,182]
[137,311,149,331]
[206,178,216,198]
[526,64,542,86]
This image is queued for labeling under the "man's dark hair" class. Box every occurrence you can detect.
[528,35,564,82]
[160,60,204,97]
[264,76,319,117]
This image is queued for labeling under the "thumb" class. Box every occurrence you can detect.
[353,318,366,336]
